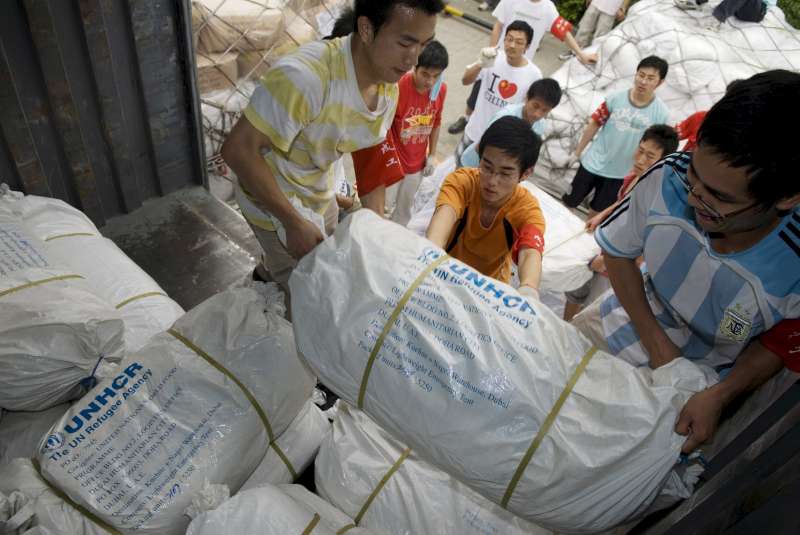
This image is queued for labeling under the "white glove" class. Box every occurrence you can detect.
[478,46,498,69]
[422,157,436,177]
[518,285,540,302]
[566,152,580,168]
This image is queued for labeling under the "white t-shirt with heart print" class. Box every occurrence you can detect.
[464,51,542,144]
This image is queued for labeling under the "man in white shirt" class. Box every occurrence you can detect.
[447,0,595,135]
[455,20,542,167]
[491,0,597,64]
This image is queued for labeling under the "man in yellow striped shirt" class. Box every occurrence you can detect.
[222,1,443,292]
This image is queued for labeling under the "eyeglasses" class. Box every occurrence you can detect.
[680,166,761,223]
[479,161,519,183]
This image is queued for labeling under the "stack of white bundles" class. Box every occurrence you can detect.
[534,0,800,196]
[316,402,551,534]
[0,210,125,411]
[405,162,598,293]
[186,484,373,535]
[290,211,716,533]
[0,404,70,466]
[29,284,314,535]
[0,184,184,352]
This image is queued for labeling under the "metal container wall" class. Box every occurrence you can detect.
[0,0,205,226]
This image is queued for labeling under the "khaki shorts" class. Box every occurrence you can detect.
[247,199,339,294]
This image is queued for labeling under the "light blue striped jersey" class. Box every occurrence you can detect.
[581,89,670,180]
[595,152,800,370]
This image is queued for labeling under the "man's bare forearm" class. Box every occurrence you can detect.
[604,253,679,367]
[462,63,482,86]
[222,118,301,227]
[428,127,440,160]
[518,248,542,289]
[574,119,600,157]
[490,21,502,47]
[711,340,784,405]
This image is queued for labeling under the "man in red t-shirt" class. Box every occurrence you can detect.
[388,40,449,225]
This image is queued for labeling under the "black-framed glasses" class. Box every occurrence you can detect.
[679,167,762,223]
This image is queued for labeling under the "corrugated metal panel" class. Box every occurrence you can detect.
[0,0,206,226]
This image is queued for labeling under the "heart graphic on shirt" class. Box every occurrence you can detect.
[497,80,517,99]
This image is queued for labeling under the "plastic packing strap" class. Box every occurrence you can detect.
[44,232,97,241]
[357,254,451,409]
[115,292,169,310]
[335,447,413,534]
[501,345,598,508]
[0,274,84,299]
[302,513,322,535]
[353,250,601,510]
[542,229,591,257]
[167,328,299,480]
[32,231,170,310]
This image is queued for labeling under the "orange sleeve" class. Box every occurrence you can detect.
[550,16,573,41]
[435,168,477,219]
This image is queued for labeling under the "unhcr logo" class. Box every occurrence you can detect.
[40,431,65,454]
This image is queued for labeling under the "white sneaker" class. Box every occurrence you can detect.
[674,0,700,10]
[558,51,574,61]
[705,19,723,31]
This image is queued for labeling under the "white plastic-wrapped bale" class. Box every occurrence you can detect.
[35,284,315,535]
[0,185,184,352]
[406,157,599,293]
[316,402,551,534]
[0,404,70,466]
[534,0,800,196]
[0,215,125,411]
[290,211,716,533]
[239,399,329,491]
[186,484,373,535]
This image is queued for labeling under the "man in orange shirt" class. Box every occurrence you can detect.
[426,116,545,297]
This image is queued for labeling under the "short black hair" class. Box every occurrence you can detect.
[725,78,744,94]
[326,6,356,39]
[477,116,542,173]
[417,40,448,70]
[526,78,562,108]
[637,55,668,80]
[698,69,800,206]
[641,124,679,157]
[354,0,445,35]
[505,20,534,47]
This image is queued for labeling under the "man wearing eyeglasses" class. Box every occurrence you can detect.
[578,70,800,453]
[426,116,545,299]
